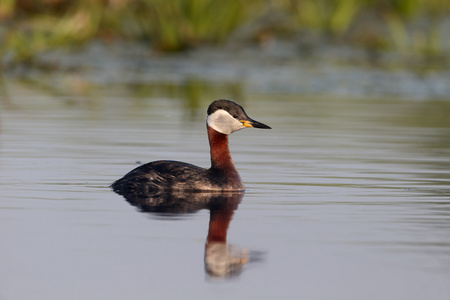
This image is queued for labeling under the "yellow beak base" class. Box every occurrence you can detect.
[240,120,253,127]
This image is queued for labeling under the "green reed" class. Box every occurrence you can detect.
[380,0,449,59]
[0,0,257,65]
[280,0,449,62]
[0,0,449,67]
[287,0,363,37]
[124,0,257,51]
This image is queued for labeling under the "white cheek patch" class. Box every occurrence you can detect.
[207,109,245,134]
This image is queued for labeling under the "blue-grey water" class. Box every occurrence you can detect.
[1,82,450,299]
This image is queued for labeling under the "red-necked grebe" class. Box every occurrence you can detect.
[111,99,271,194]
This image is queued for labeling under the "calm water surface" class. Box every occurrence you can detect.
[1,84,450,299]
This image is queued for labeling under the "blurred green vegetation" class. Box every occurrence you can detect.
[0,0,449,67]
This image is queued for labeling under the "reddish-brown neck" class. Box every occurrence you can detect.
[207,125,236,171]
[206,209,235,243]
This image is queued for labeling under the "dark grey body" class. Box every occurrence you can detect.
[111,160,244,196]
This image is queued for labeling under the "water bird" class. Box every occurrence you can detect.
[111,99,271,195]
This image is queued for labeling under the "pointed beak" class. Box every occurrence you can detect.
[240,119,271,129]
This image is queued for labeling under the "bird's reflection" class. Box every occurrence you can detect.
[115,190,263,278]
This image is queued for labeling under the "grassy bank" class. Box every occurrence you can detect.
[1,0,449,67]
